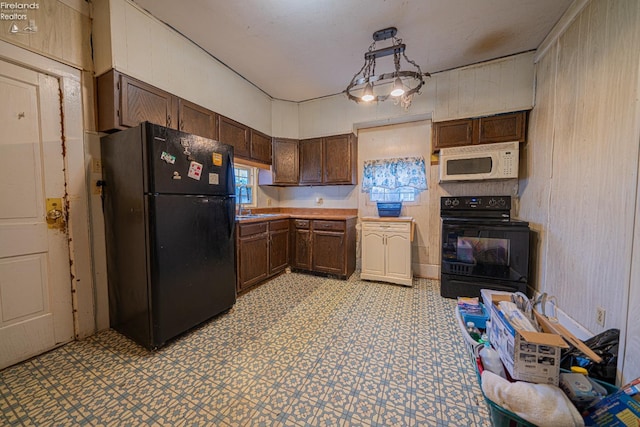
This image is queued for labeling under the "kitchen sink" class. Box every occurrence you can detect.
[236,213,281,219]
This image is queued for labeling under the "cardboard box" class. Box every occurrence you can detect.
[488,294,568,385]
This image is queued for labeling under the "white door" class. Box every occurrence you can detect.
[0,59,74,369]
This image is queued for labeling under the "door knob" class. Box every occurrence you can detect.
[46,198,65,229]
[46,208,62,221]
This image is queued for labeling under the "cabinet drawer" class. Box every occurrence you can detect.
[239,222,268,237]
[362,222,411,233]
[312,220,345,232]
[269,219,289,231]
[293,219,310,229]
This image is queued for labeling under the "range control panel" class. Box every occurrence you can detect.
[441,196,511,211]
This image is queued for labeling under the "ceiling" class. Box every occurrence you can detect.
[132,0,573,103]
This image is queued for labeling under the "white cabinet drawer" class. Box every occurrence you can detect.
[362,221,411,233]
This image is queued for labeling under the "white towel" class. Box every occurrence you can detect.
[481,370,584,427]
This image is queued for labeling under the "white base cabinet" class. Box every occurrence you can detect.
[361,218,413,286]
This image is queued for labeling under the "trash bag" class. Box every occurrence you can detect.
[560,329,619,386]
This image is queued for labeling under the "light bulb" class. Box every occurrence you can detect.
[390,77,405,97]
[361,82,375,102]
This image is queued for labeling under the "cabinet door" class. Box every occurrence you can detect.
[120,74,177,129]
[299,138,323,184]
[177,99,217,140]
[312,230,345,276]
[385,232,412,281]
[237,223,269,292]
[292,228,311,270]
[272,138,299,185]
[324,134,356,184]
[361,230,385,276]
[250,130,272,164]
[477,111,526,144]
[269,220,289,274]
[219,116,250,158]
[432,118,475,151]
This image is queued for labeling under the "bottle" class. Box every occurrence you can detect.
[480,333,489,345]
[480,342,506,378]
[466,321,481,342]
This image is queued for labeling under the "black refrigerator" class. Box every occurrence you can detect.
[101,122,236,349]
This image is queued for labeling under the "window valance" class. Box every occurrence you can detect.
[362,156,428,192]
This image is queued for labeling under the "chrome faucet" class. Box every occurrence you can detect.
[237,185,250,216]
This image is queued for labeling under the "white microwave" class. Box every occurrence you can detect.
[439,141,519,182]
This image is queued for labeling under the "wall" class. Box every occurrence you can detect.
[520,0,640,383]
[357,122,432,276]
[433,51,535,122]
[277,54,534,278]
[296,52,535,139]
[94,0,273,135]
[0,0,92,70]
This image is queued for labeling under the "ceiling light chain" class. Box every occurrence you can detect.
[345,27,430,110]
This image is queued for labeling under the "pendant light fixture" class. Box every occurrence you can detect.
[346,27,429,109]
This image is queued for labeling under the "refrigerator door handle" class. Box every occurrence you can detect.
[227,152,236,195]
[228,196,236,239]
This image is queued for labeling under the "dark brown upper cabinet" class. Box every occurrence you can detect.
[177,99,217,140]
[250,129,272,164]
[432,118,475,151]
[324,134,357,184]
[476,112,526,145]
[97,69,178,132]
[272,138,299,185]
[299,138,323,185]
[432,111,528,152]
[218,115,250,159]
[299,134,357,185]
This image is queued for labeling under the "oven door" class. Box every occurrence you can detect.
[441,220,530,283]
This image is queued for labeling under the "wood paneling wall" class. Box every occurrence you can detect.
[520,0,640,383]
[432,51,535,122]
[0,1,91,71]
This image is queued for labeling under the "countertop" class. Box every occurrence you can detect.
[236,208,358,223]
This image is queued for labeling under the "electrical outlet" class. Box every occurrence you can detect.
[596,307,606,327]
[92,158,102,174]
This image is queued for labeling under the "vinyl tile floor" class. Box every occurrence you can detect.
[0,273,491,426]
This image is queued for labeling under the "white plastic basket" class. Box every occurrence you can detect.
[455,306,483,358]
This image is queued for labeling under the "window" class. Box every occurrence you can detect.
[369,186,416,202]
[234,164,257,207]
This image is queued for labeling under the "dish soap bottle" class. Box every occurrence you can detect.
[480,341,506,379]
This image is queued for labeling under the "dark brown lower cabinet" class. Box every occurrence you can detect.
[237,222,269,293]
[293,218,356,279]
[269,220,289,274]
[237,219,289,293]
[237,217,356,292]
[291,219,311,270]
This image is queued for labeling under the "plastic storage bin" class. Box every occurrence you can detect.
[460,302,489,329]
[455,307,619,427]
[377,201,402,217]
